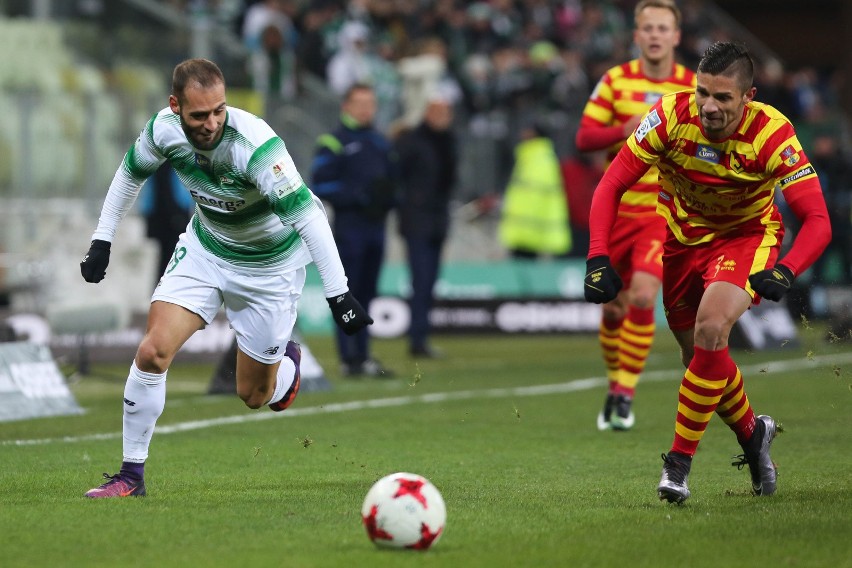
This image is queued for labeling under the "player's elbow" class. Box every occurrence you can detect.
[575,130,593,152]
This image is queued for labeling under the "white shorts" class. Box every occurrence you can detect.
[152,234,306,364]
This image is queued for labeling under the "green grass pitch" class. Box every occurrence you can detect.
[0,326,850,568]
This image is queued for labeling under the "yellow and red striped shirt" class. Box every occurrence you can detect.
[627,91,819,245]
[579,59,696,218]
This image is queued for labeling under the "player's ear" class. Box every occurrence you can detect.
[169,94,180,114]
[743,86,756,104]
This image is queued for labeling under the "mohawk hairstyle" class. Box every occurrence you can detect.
[697,41,754,90]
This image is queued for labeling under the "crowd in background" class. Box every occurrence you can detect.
[169,0,850,285]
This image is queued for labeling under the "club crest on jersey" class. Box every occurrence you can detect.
[780,144,799,166]
[729,153,743,172]
[635,109,661,142]
[695,144,720,164]
[195,153,212,171]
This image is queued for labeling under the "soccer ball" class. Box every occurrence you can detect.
[361,472,446,550]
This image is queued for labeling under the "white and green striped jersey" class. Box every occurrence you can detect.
[92,107,347,297]
[92,106,347,294]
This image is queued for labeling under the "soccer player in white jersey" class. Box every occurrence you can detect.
[80,59,373,498]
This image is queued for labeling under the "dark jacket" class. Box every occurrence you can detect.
[395,124,458,240]
[310,114,396,228]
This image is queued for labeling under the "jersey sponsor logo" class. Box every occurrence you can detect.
[780,144,800,166]
[263,346,279,355]
[695,144,720,164]
[220,175,235,185]
[635,109,661,142]
[195,153,212,171]
[658,191,671,201]
[644,92,663,105]
[779,165,815,187]
[189,189,246,211]
[275,176,303,198]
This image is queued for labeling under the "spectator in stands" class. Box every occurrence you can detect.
[498,122,571,259]
[395,89,458,358]
[241,0,295,52]
[295,0,343,80]
[311,83,397,377]
[248,23,297,101]
[396,37,461,129]
[326,20,374,96]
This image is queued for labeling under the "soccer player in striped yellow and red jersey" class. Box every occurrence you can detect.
[576,0,695,431]
[583,42,831,504]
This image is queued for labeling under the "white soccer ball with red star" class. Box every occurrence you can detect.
[361,472,446,550]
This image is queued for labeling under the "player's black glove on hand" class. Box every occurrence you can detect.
[80,239,111,283]
[584,255,623,304]
[327,291,374,335]
[748,264,794,302]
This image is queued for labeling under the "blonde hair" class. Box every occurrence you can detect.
[634,0,681,28]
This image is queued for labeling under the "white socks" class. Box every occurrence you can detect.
[122,362,167,463]
[267,357,296,406]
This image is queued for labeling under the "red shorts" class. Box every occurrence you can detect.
[662,230,782,331]
[609,214,666,287]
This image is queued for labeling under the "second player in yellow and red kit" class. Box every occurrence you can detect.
[584,41,831,503]
[576,0,695,431]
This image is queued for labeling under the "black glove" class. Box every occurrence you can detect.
[748,264,794,302]
[584,255,623,304]
[327,291,374,335]
[80,239,111,283]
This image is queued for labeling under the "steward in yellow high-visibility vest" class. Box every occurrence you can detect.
[499,127,571,257]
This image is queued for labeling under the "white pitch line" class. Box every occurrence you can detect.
[4,351,851,447]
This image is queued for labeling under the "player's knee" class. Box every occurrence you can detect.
[135,341,172,374]
[629,282,659,309]
[630,294,656,309]
[693,318,731,349]
[602,303,625,321]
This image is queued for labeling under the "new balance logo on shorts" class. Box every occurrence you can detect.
[263,346,279,355]
[123,398,136,407]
